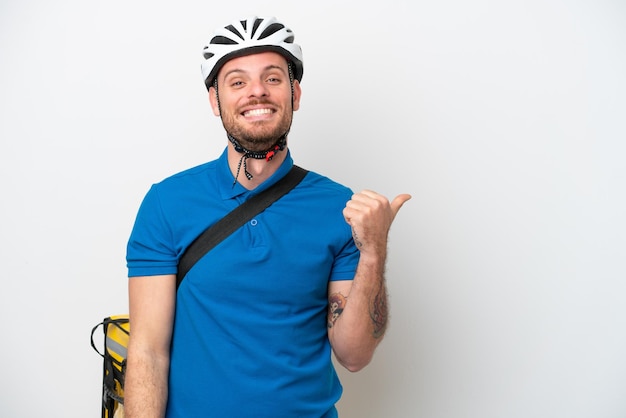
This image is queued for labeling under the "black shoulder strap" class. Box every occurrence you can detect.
[176,165,308,289]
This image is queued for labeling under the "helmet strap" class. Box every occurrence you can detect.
[287,62,295,108]
[229,133,287,186]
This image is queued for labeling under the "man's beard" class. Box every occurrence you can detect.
[221,104,293,152]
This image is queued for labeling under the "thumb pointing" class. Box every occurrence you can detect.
[390,194,412,218]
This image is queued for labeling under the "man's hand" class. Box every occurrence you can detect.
[343,191,411,255]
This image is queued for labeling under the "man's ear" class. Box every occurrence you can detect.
[292,80,302,111]
[208,86,220,116]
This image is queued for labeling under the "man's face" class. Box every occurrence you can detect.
[210,51,301,152]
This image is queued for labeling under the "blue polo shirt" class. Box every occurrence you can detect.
[127,148,359,418]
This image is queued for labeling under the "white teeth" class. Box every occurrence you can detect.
[244,108,272,117]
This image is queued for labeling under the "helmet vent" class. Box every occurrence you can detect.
[225,24,244,40]
[210,35,238,45]
[251,18,263,37]
[258,23,285,40]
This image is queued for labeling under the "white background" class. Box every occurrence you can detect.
[1,0,625,417]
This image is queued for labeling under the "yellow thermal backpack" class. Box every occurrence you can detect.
[91,315,129,418]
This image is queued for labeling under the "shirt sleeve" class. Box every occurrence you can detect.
[328,221,360,282]
[126,184,179,277]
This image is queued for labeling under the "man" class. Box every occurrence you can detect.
[125,16,410,418]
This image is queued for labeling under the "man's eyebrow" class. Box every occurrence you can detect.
[222,64,287,80]
[221,68,244,80]
[262,64,287,74]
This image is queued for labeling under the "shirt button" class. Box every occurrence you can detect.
[250,219,258,226]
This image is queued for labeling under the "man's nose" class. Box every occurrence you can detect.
[247,79,269,98]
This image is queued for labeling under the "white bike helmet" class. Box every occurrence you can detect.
[201,16,304,90]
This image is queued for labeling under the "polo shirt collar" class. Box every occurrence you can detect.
[216,147,294,200]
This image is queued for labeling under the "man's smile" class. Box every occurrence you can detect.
[243,108,274,117]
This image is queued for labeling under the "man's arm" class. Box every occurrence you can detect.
[125,274,176,418]
[327,191,411,372]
